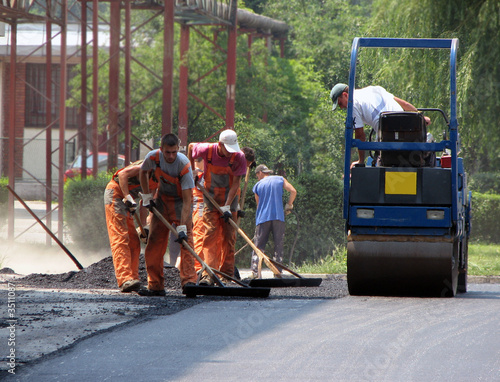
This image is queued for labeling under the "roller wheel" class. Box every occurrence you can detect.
[457,238,468,293]
[457,271,467,293]
[347,239,458,297]
[440,238,459,297]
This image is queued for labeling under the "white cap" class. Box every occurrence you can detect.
[219,129,240,153]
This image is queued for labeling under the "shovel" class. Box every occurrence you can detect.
[197,182,322,288]
[236,165,252,226]
[133,210,149,244]
[7,186,84,270]
[149,206,270,298]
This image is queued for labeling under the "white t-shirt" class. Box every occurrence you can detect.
[352,86,403,132]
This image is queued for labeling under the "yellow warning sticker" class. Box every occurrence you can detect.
[385,171,417,195]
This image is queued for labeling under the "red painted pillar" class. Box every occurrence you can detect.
[262,35,270,123]
[178,24,189,151]
[7,23,17,240]
[124,0,132,164]
[46,16,53,245]
[247,34,253,66]
[225,21,238,129]
[162,0,174,136]
[108,0,120,170]
[280,37,285,58]
[80,1,88,179]
[92,0,99,173]
[58,1,67,241]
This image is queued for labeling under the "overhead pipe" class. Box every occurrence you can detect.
[237,9,288,36]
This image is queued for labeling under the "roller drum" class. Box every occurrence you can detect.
[347,239,458,297]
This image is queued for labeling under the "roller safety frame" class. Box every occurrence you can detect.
[342,38,471,297]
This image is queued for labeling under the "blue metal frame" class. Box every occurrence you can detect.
[343,38,460,224]
[349,206,451,228]
[350,226,452,237]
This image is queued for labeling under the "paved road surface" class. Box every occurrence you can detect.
[9,284,500,381]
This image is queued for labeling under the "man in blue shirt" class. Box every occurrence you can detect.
[250,164,297,278]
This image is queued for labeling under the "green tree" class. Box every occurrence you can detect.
[262,0,370,88]
[361,0,500,174]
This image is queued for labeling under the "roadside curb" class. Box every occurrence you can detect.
[238,269,500,284]
[310,274,500,284]
[468,275,500,284]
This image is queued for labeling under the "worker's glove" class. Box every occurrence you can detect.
[140,193,156,211]
[122,194,137,213]
[220,205,232,223]
[236,203,245,218]
[175,225,188,243]
[193,168,203,178]
[193,171,203,185]
[284,203,293,216]
[136,225,149,244]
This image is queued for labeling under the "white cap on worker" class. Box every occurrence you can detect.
[219,129,240,153]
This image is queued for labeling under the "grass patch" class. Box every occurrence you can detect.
[296,246,347,274]
[295,243,500,276]
[468,243,500,276]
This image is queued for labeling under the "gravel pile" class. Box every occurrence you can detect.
[14,256,348,299]
[16,255,182,291]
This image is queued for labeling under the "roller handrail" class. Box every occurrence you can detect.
[343,37,460,222]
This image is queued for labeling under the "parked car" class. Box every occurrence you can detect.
[64,152,125,182]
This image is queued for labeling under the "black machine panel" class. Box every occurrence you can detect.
[350,167,452,205]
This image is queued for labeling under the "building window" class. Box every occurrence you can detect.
[25,63,78,128]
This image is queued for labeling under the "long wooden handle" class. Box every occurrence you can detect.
[150,206,224,287]
[133,211,146,237]
[7,185,84,270]
[236,165,251,226]
[240,166,251,209]
[197,182,282,276]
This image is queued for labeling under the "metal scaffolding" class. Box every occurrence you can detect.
[1,0,68,243]
[1,0,288,246]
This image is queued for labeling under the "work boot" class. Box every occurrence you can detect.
[199,274,214,286]
[233,266,241,280]
[137,288,166,297]
[120,279,141,293]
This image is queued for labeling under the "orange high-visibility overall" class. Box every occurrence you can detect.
[144,151,196,289]
[201,144,240,277]
[104,165,156,288]
[192,185,205,272]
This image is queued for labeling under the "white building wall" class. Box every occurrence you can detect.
[23,128,78,182]
[0,61,3,179]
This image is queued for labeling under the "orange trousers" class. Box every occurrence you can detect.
[193,199,205,272]
[144,198,197,290]
[201,209,237,277]
[104,184,141,288]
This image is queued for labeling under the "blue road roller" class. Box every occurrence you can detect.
[343,38,471,297]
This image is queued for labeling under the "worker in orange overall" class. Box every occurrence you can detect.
[104,161,157,293]
[192,157,205,272]
[138,133,197,296]
[188,129,247,285]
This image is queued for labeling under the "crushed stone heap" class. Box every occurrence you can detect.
[16,255,182,291]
